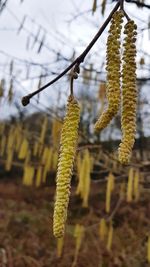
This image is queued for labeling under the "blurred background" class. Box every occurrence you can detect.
[0,0,150,266]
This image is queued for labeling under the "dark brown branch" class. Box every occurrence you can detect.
[21,1,120,106]
[120,0,124,10]
[125,0,150,9]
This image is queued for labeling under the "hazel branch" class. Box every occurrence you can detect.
[21,1,120,106]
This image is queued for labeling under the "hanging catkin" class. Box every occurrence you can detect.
[82,150,91,207]
[35,166,43,187]
[127,167,134,203]
[18,138,29,159]
[76,149,91,207]
[57,237,64,258]
[99,218,107,241]
[72,224,85,267]
[52,119,62,148]
[106,173,115,213]
[133,169,140,201]
[0,136,6,157]
[118,20,137,164]
[53,95,80,238]
[106,222,113,251]
[22,165,35,186]
[94,10,123,131]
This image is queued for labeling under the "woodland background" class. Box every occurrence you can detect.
[0,0,150,267]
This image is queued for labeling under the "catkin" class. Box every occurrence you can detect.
[23,165,35,186]
[106,173,115,213]
[94,11,123,131]
[57,237,64,258]
[82,150,91,207]
[18,138,29,159]
[133,169,140,201]
[127,167,134,203]
[99,218,107,241]
[35,166,43,187]
[76,149,91,207]
[5,150,14,171]
[73,224,85,267]
[106,222,113,251]
[0,136,6,157]
[53,95,80,238]
[52,119,62,147]
[43,148,53,183]
[118,20,137,164]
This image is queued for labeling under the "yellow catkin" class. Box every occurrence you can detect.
[52,119,62,147]
[5,150,14,171]
[35,166,43,187]
[39,116,48,144]
[42,148,53,183]
[72,224,85,267]
[106,173,115,213]
[106,223,113,251]
[133,169,140,201]
[18,138,29,159]
[6,126,15,152]
[23,165,35,186]
[127,167,134,203]
[0,136,6,157]
[15,126,22,152]
[53,95,80,238]
[82,150,91,207]
[57,237,64,258]
[94,11,123,131]
[0,122,5,135]
[76,152,81,179]
[118,20,137,164]
[51,150,58,171]
[76,155,84,195]
[76,150,91,208]
[41,146,49,165]
[99,218,107,241]
[24,150,31,166]
[147,235,150,263]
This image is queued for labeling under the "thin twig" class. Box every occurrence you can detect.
[120,0,124,10]
[21,1,120,106]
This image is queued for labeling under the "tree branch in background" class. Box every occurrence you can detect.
[125,0,150,9]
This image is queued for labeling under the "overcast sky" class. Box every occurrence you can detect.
[0,0,150,125]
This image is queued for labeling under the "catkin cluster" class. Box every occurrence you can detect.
[118,20,137,164]
[53,95,80,238]
[94,10,123,131]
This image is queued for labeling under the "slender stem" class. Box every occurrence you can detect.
[123,10,130,21]
[120,0,124,10]
[21,1,120,106]
[70,76,74,96]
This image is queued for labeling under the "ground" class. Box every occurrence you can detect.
[0,178,150,267]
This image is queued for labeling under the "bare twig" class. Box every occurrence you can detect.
[126,0,150,9]
[21,1,120,106]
